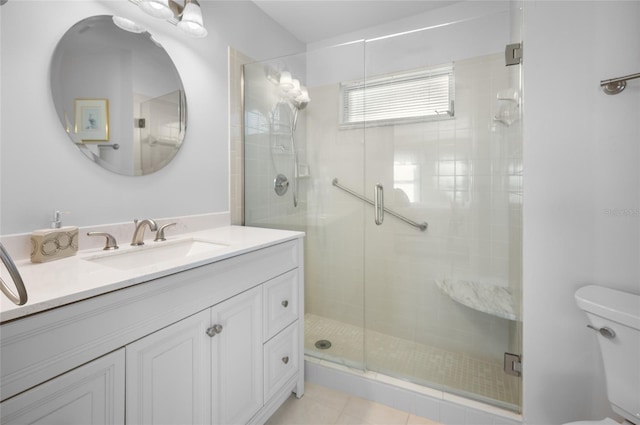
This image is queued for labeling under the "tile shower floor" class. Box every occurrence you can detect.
[304,314,520,409]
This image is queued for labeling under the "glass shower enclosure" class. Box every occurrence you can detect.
[243,3,523,412]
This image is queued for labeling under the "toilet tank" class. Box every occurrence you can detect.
[575,285,640,424]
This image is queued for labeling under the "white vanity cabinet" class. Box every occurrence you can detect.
[0,349,125,424]
[0,236,304,425]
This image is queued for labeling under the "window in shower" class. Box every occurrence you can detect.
[340,63,454,127]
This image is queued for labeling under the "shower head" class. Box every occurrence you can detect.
[292,98,308,130]
[293,87,310,110]
[294,99,309,110]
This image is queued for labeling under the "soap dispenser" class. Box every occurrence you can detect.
[30,211,79,263]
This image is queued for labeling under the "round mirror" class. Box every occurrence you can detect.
[50,15,187,176]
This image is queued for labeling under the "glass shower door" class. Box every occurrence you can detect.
[243,3,523,411]
[361,7,523,411]
[243,42,369,370]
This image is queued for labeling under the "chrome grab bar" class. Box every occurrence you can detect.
[332,178,428,232]
[374,183,384,225]
[0,243,28,306]
[600,72,640,95]
[600,72,640,86]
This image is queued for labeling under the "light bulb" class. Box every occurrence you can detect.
[112,16,147,34]
[279,71,294,91]
[178,0,208,38]
[289,79,302,98]
[296,87,310,103]
[139,0,173,19]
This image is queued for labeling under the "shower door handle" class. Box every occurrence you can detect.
[374,183,384,225]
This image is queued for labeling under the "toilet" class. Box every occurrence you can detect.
[567,285,640,425]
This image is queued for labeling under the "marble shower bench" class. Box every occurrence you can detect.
[435,278,518,321]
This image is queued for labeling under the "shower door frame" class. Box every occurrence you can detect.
[358,10,523,412]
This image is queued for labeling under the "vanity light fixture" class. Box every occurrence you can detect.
[177,0,207,37]
[130,0,207,38]
[272,69,310,105]
[112,16,147,34]
[278,71,294,91]
[139,0,173,19]
[289,79,303,98]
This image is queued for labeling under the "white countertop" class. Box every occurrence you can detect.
[1,226,303,323]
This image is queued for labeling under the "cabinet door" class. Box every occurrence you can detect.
[0,349,125,425]
[126,310,211,425]
[211,286,263,425]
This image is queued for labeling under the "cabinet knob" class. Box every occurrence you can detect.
[281,300,289,308]
[282,356,289,364]
[206,324,223,337]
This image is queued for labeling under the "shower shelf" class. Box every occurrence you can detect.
[435,278,518,321]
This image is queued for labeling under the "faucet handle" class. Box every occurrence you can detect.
[154,223,177,242]
[87,232,119,250]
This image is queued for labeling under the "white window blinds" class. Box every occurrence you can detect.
[340,64,454,126]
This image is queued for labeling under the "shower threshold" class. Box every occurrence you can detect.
[305,355,522,424]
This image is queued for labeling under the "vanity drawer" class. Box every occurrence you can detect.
[264,322,299,401]
[263,270,299,341]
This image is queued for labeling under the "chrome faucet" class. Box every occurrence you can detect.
[131,219,158,246]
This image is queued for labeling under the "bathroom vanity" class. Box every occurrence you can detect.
[0,226,304,425]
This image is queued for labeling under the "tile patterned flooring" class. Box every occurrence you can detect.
[304,314,519,409]
[266,382,442,425]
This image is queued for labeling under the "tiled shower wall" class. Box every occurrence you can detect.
[237,51,522,362]
[241,55,309,231]
[304,53,522,361]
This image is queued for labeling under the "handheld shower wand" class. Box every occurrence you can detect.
[291,98,308,208]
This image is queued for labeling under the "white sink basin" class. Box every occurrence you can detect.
[85,239,229,270]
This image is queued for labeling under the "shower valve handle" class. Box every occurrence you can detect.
[274,174,289,196]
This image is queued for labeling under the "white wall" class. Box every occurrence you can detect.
[522,1,640,424]
[306,1,510,88]
[307,1,510,52]
[0,0,304,235]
